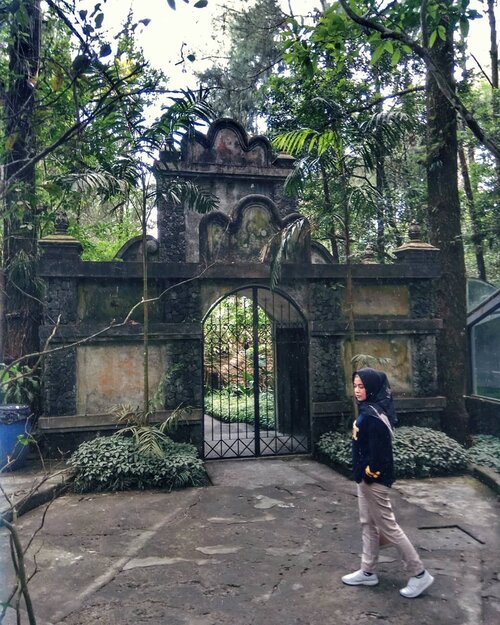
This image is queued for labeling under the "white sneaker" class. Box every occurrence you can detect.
[342,569,379,586]
[400,570,434,598]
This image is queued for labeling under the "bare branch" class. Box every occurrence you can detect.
[347,86,425,114]
[1,517,37,625]
[3,264,216,373]
[1,69,146,197]
[470,53,495,88]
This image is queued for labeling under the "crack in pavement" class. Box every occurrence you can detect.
[49,489,201,623]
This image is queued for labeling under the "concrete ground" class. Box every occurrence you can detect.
[1,457,499,625]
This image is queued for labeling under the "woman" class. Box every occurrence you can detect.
[342,367,434,599]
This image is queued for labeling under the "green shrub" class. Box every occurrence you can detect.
[205,389,275,429]
[69,435,208,493]
[316,431,352,474]
[466,435,500,473]
[317,426,468,479]
[393,427,468,477]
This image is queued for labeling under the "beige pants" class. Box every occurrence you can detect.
[357,481,423,577]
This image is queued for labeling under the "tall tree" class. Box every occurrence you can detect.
[333,1,483,443]
[0,0,210,363]
[424,3,468,442]
[2,0,42,362]
[273,0,494,441]
[487,0,500,187]
[198,0,285,131]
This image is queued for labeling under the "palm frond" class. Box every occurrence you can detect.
[351,354,392,368]
[134,426,170,458]
[262,217,309,289]
[111,404,149,427]
[158,405,193,434]
[56,170,129,197]
[283,155,321,197]
[273,127,342,158]
[162,178,219,214]
[273,128,319,155]
[156,88,216,143]
[358,110,413,171]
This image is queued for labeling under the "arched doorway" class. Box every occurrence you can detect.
[203,286,310,459]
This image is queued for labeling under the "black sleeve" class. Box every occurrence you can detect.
[365,417,393,480]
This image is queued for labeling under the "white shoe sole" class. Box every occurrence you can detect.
[342,577,379,586]
[399,574,434,598]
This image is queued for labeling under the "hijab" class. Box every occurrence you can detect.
[353,367,398,429]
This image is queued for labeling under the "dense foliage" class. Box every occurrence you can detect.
[205,389,275,430]
[197,0,284,132]
[0,363,39,407]
[69,435,208,493]
[317,426,468,479]
[467,434,500,473]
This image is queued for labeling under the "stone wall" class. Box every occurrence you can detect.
[37,255,443,453]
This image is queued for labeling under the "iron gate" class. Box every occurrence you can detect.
[203,286,310,459]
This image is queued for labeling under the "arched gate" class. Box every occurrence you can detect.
[203,286,310,459]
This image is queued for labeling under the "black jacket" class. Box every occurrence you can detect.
[352,411,395,487]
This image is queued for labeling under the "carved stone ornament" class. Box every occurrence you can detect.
[54,211,70,234]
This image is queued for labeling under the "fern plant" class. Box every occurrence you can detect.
[112,403,192,458]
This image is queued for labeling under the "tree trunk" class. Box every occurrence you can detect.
[487,0,500,188]
[141,176,150,414]
[375,156,386,263]
[458,142,487,281]
[0,269,5,363]
[3,0,42,362]
[320,164,340,262]
[374,73,386,263]
[426,8,469,443]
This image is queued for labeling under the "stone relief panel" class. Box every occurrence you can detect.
[186,119,273,167]
[342,336,412,394]
[234,203,278,262]
[200,195,300,263]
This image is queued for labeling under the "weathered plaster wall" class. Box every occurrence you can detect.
[342,336,412,393]
[76,344,168,414]
[156,119,296,263]
[352,285,409,317]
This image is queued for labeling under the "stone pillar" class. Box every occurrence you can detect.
[156,157,187,262]
[393,221,439,265]
[38,212,82,324]
[38,212,82,416]
[395,222,440,399]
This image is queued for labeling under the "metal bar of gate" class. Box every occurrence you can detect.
[252,287,261,456]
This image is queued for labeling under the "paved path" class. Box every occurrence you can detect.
[1,457,499,625]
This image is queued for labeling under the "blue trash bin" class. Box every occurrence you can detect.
[0,405,32,471]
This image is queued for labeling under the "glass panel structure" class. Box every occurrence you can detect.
[468,286,500,400]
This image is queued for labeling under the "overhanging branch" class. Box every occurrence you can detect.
[337,0,500,160]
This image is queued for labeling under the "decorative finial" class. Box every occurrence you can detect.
[408,221,421,242]
[362,243,377,263]
[54,211,69,235]
[145,239,159,256]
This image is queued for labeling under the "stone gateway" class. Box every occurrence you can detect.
[37,119,443,456]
